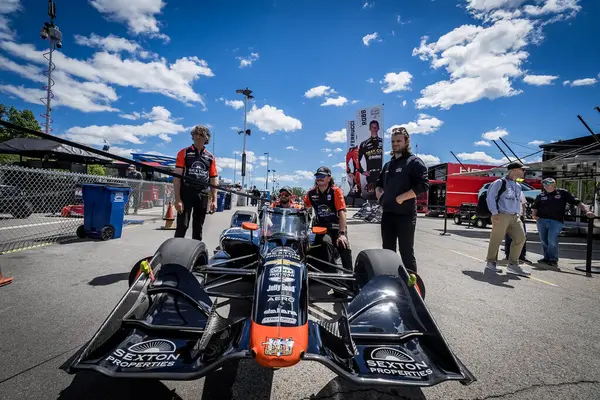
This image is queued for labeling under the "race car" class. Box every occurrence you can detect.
[62,206,476,389]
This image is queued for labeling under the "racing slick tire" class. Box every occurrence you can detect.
[128,238,208,287]
[354,249,426,299]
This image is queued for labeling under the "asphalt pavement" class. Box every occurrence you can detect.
[1,207,599,400]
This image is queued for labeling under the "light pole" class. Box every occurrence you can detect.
[264,152,269,191]
[39,0,63,134]
[236,87,254,190]
[271,170,276,193]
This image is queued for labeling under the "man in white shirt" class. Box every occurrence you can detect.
[504,189,530,263]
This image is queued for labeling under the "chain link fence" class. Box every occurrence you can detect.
[0,165,174,254]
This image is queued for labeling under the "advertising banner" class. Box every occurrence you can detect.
[343,120,359,197]
[353,105,384,199]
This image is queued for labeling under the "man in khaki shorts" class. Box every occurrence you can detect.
[485,162,530,276]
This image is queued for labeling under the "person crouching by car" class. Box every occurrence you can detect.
[375,127,429,273]
[532,177,596,267]
[303,167,352,272]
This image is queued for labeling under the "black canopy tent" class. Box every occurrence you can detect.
[0,138,114,165]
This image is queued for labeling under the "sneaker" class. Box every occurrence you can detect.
[485,261,501,273]
[537,258,549,264]
[506,263,531,276]
[519,257,532,264]
[547,260,558,267]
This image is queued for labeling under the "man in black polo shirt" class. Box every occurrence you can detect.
[532,177,595,267]
[303,167,352,272]
[375,127,429,273]
[173,125,218,241]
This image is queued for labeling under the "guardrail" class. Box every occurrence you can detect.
[0,165,174,254]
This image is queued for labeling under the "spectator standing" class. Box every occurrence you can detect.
[504,189,531,263]
[532,177,596,267]
[375,127,429,273]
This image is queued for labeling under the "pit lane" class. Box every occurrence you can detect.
[1,207,599,400]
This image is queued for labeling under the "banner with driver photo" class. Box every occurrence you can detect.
[354,104,384,199]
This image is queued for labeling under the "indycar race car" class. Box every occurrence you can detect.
[62,205,476,389]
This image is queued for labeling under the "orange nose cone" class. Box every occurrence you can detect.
[250,322,308,368]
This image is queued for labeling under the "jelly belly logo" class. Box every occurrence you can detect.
[365,347,433,379]
[105,339,180,369]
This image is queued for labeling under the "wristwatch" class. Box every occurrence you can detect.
[338,230,346,235]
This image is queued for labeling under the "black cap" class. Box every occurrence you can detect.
[279,186,292,194]
[314,166,331,176]
[507,162,529,170]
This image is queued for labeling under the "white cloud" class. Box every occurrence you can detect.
[351,100,360,104]
[333,162,346,169]
[362,2,373,9]
[0,41,214,109]
[236,52,259,68]
[74,33,149,55]
[89,0,170,40]
[0,0,21,41]
[362,32,381,46]
[277,170,315,183]
[381,71,412,93]
[322,148,332,153]
[385,114,443,137]
[366,78,375,84]
[321,96,348,107]
[523,0,581,18]
[402,100,407,107]
[417,153,441,167]
[247,104,302,134]
[217,157,254,172]
[457,151,506,165]
[474,140,492,146]
[324,128,346,143]
[528,139,545,145]
[333,148,343,152]
[563,78,597,87]
[482,127,509,140]
[304,85,336,98]
[64,106,185,146]
[224,99,245,110]
[523,74,558,85]
[286,146,298,151]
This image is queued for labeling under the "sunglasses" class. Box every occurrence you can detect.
[315,174,328,179]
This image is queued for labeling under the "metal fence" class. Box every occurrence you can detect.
[0,165,174,254]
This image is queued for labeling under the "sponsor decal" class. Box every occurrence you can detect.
[265,259,301,267]
[105,339,180,369]
[189,161,209,180]
[264,308,297,316]
[268,248,302,260]
[268,265,295,283]
[267,284,295,293]
[365,347,433,379]
[269,276,295,283]
[267,295,294,303]
[113,192,124,203]
[262,337,294,357]
[261,316,297,325]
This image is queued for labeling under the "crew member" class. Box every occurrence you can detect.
[304,167,352,271]
[532,177,596,267]
[173,125,218,241]
[484,162,528,276]
[357,120,383,196]
[272,186,294,208]
[375,127,429,273]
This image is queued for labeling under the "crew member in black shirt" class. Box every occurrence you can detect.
[304,167,352,272]
[532,177,595,266]
[173,125,218,241]
[375,127,429,273]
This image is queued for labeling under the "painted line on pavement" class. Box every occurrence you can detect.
[0,220,69,231]
[451,250,559,287]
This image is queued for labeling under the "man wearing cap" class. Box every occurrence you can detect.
[173,125,218,241]
[273,186,294,208]
[375,127,429,273]
[532,178,596,267]
[304,167,352,271]
[484,162,529,276]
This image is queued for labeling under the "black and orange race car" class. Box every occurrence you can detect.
[62,205,475,389]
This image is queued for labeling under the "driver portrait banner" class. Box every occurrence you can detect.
[354,105,383,199]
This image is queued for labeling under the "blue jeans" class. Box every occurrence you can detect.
[537,218,563,261]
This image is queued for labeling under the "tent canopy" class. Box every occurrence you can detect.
[0,138,113,164]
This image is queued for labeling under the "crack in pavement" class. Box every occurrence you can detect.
[457,379,600,400]
[303,388,414,400]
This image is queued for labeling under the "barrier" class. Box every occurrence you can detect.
[575,217,599,274]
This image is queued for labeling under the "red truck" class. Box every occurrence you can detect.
[423,163,542,217]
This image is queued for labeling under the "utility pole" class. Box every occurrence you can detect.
[236,87,254,190]
[264,152,269,191]
[40,0,63,134]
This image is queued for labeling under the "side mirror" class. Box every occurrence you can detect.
[242,222,258,231]
[312,226,327,235]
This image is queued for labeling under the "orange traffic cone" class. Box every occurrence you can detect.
[0,267,13,288]
[160,202,176,230]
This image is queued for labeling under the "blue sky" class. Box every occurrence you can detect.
[0,0,598,189]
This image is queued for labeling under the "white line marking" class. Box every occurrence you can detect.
[0,220,70,231]
[451,250,483,262]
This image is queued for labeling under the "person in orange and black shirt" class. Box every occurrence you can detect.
[304,166,352,272]
[173,125,218,241]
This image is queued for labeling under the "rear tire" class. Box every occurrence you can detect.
[453,215,462,225]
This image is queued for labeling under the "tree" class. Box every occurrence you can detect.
[0,104,42,143]
[291,186,305,198]
[88,164,106,176]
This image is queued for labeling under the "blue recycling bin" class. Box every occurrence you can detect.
[216,191,226,212]
[76,184,131,241]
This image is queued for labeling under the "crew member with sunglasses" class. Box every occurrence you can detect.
[304,167,353,272]
[173,125,218,241]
